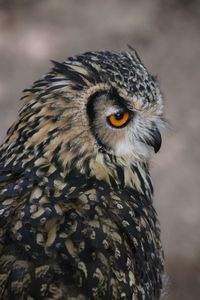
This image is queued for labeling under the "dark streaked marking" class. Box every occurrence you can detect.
[51,61,86,86]
[77,58,102,84]
[116,165,125,187]
[86,91,109,153]
[86,91,106,123]
[46,85,67,92]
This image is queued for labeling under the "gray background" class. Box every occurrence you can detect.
[0,0,199,299]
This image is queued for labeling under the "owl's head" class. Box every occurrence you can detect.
[4,48,165,180]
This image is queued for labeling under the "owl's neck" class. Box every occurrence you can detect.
[55,148,154,198]
[87,153,153,198]
[1,127,153,198]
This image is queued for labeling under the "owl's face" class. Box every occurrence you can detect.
[85,85,163,161]
[49,49,165,164]
[5,49,165,179]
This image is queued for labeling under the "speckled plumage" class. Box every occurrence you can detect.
[0,48,165,299]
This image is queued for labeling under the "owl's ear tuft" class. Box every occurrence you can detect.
[127,45,143,64]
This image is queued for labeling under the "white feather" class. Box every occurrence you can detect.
[115,130,152,161]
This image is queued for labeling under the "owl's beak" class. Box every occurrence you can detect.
[146,127,162,153]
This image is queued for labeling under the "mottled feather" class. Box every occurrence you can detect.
[0,49,165,299]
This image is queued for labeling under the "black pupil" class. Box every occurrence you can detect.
[115,113,123,120]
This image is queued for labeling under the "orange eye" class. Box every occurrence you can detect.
[107,112,130,128]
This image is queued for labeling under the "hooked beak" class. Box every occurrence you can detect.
[146,127,162,153]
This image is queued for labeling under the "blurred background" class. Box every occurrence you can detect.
[0,0,199,299]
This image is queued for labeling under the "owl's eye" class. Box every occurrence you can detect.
[107,112,130,128]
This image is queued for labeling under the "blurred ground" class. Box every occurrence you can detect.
[0,0,199,299]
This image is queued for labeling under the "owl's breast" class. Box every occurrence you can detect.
[0,176,163,299]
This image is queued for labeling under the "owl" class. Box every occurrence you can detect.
[0,48,165,300]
